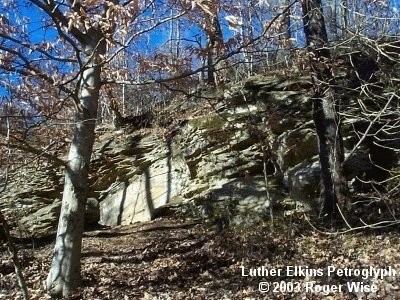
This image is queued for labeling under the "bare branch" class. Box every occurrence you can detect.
[28,0,87,44]
[103,0,298,86]
[0,136,66,167]
[0,33,76,63]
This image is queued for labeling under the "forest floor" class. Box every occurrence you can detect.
[1,216,400,300]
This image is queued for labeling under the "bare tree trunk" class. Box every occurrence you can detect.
[341,0,349,35]
[206,15,223,85]
[280,0,292,42]
[239,2,255,76]
[46,33,105,297]
[329,0,338,40]
[0,212,29,300]
[278,0,292,67]
[301,0,348,218]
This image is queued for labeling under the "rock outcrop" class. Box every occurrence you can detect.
[1,74,399,237]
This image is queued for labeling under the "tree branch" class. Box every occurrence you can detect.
[0,138,66,167]
[103,0,298,86]
[28,0,87,45]
[0,33,76,63]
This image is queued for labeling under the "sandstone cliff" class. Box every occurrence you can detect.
[2,74,398,237]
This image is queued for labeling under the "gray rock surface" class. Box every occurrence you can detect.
[2,74,397,237]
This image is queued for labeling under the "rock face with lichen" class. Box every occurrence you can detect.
[1,74,398,237]
[92,75,319,227]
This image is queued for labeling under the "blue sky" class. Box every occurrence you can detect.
[1,0,399,101]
